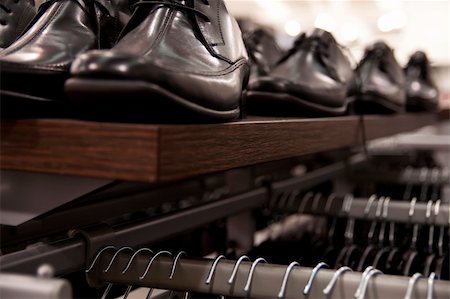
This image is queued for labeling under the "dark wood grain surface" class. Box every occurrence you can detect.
[1,119,159,182]
[0,113,436,183]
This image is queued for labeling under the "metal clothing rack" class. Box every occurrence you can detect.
[0,273,72,299]
[86,251,450,299]
[352,167,450,186]
[0,154,367,276]
[271,194,450,226]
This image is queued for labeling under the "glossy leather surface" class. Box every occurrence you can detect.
[0,0,129,101]
[248,29,354,109]
[243,28,283,80]
[405,51,439,112]
[355,41,406,111]
[69,0,249,114]
[0,0,36,49]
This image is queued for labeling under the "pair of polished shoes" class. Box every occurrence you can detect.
[244,28,439,116]
[0,0,249,122]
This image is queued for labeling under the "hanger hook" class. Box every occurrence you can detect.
[409,198,418,219]
[104,247,134,273]
[404,273,423,299]
[323,266,352,295]
[355,269,382,299]
[326,194,338,243]
[364,195,377,217]
[343,194,354,215]
[426,200,436,252]
[426,200,433,221]
[139,250,173,280]
[325,194,336,213]
[169,251,187,279]
[382,197,390,220]
[298,192,315,214]
[121,248,154,274]
[312,193,322,212]
[228,255,251,284]
[244,257,267,292]
[379,197,391,245]
[368,197,384,241]
[427,272,435,299]
[434,200,444,256]
[343,194,355,243]
[419,167,430,201]
[303,262,329,296]
[205,255,226,285]
[123,285,133,299]
[354,266,374,298]
[383,197,396,246]
[100,283,114,299]
[277,261,300,298]
[434,199,441,220]
[86,246,117,273]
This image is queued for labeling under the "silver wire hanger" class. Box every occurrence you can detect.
[303,262,329,296]
[228,255,250,284]
[355,268,382,299]
[323,266,352,295]
[244,257,267,292]
[205,255,226,285]
[277,261,300,298]
[140,250,173,280]
[404,273,423,299]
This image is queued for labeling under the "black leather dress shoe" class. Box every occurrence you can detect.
[405,51,439,112]
[66,0,250,122]
[354,41,406,114]
[0,0,36,49]
[243,28,283,81]
[0,0,129,117]
[246,29,354,116]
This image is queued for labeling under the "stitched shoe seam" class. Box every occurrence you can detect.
[1,60,70,72]
[1,3,62,56]
[144,58,248,77]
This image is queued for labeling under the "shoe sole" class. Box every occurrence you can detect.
[245,91,349,116]
[65,79,241,122]
[354,94,405,114]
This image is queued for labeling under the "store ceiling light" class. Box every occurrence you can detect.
[254,0,289,21]
[340,22,361,43]
[314,13,335,32]
[377,10,407,32]
[284,20,302,37]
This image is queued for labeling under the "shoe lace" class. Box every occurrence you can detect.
[277,33,341,82]
[406,55,432,82]
[358,46,400,85]
[244,29,279,75]
[130,0,210,22]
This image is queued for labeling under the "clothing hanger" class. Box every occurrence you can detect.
[321,194,340,266]
[372,198,394,271]
[303,262,328,296]
[404,273,423,299]
[424,200,437,277]
[278,261,299,298]
[401,198,422,276]
[322,266,352,295]
[334,194,357,268]
[357,197,385,272]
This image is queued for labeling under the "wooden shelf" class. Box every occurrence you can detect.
[0,113,437,183]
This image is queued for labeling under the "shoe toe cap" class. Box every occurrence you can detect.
[71,50,145,79]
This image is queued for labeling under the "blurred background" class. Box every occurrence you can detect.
[225,0,450,110]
